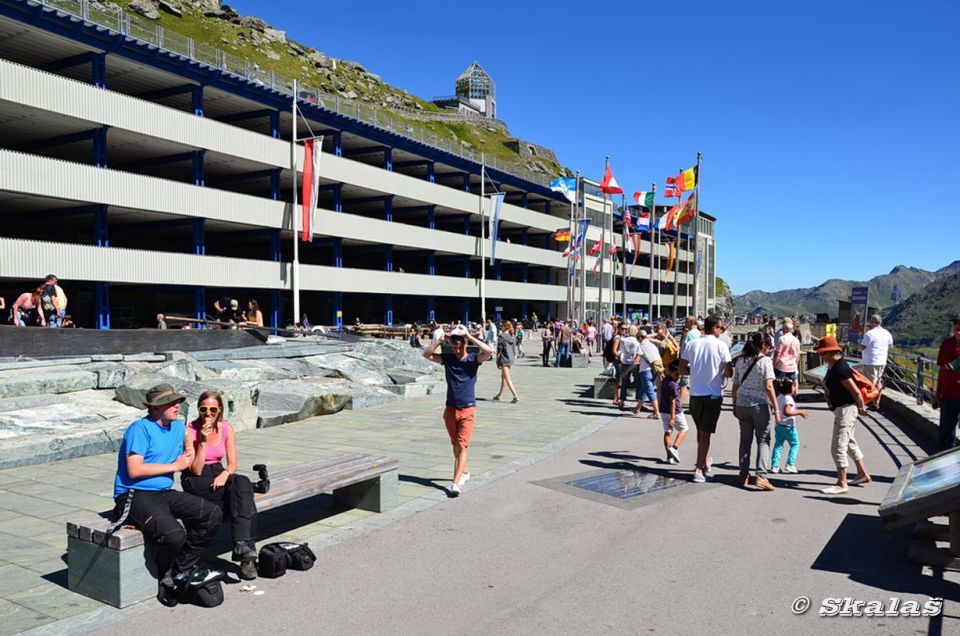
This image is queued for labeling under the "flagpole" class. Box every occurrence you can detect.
[691,151,702,318]
[672,168,680,321]
[566,175,575,321]
[578,173,586,324]
[620,194,627,321]
[648,182,656,321]
[291,80,300,327]
[480,152,486,324]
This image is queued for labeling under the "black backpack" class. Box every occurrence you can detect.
[257,542,316,578]
[603,335,619,363]
[178,576,224,608]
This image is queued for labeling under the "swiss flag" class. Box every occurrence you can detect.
[600,165,623,195]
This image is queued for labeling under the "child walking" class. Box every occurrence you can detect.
[659,360,688,464]
[771,377,809,473]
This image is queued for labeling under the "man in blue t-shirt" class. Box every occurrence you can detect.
[111,384,223,607]
[423,324,495,496]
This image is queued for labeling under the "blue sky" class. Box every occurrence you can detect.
[229,0,958,295]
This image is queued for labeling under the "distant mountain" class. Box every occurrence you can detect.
[885,271,960,346]
[734,264,944,317]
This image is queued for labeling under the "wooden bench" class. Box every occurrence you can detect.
[66,453,398,608]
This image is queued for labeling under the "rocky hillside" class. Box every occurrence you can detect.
[734,261,960,317]
[713,276,736,317]
[110,0,565,176]
[884,271,960,346]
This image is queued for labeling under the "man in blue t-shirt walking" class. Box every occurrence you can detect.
[111,384,223,606]
[423,324,495,496]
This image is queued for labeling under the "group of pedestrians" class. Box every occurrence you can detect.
[7,275,68,327]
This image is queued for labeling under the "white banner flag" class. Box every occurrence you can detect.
[489,192,505,265]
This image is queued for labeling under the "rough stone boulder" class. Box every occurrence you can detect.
[301,354,393,386]
[346,340,437,375]
[127,0,161,19]
[254,378,353,428]
[0,366,97,399]
[82,362,136,389]
[114,373,257,431]
[158,0,182,17]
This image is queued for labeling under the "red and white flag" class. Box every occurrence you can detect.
[301,136,323,242]
[600,164,623,195]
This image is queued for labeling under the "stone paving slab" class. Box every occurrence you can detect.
[0,352,607,634]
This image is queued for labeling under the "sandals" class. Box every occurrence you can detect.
[492,395,501,401]
[646,414,659,420]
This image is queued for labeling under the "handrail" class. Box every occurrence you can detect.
[844,344,939,406]
[28,0,554,188]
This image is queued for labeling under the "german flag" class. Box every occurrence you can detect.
[554,229,571,242]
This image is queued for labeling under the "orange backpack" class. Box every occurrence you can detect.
[851,368,879,404]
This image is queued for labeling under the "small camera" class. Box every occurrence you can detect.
[252,464,270,494]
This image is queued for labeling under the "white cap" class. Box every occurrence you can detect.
[451,324,469,336]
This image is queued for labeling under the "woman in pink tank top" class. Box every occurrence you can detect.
[181,390,259,580]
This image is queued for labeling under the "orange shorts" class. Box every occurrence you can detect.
[443,406,476,448]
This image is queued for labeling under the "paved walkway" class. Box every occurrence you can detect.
[2,344,958,634]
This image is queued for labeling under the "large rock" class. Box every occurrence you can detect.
[127,0,161,19]
[114,373,257,431]
[0,366,97,398]
[158,0,182,16]
[255,378,352,427]
[302,354,392,386]
[83,362,136,389]
[153,356,218,382]
[0,389,139,441]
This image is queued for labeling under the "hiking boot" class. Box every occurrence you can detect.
[754,477,776,492]
[157,573,178,607]
[240,558,258,581]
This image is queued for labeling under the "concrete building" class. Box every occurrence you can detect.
[0,0,707,329]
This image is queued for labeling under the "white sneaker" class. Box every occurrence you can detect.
[783,465,798,474]
[770,466,780,474]
[458,472,471,486]
[450,484,461,497]
[703,456,713,476]
[667,446,681,464]
[693,471,706,483]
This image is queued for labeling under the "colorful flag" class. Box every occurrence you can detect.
[608,244,618,256]
[301,136,323,242]
[655,209,670,231]
[554,229,571,242]
[600,165,623,195]
[592,257,602,273]
[636,213,650,231]
[588,240,603,256]
[678,166,698,192]
[633,191,654,209]
[662,241,676,282]
[550,177,577,203]
[673,193,696,227]
[664,204,681,231]
[488,192,505,265]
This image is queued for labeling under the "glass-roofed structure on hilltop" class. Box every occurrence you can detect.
[455,61,496,119]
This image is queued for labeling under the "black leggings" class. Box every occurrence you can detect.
[181,464,258,556]
[113,489,222,578]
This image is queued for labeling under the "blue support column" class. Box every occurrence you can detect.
[92,52,106,89]
[383,147,393,171]
[427,296,435,322]
[384,196,393,222]
[427,161,435,183]
[333,238,343,267]
[463,256,470,278]
[193,287,206,325]
[463,173,471,192]
[270,229,280,261]
[332,292,343,329]
[95,282,110,330]
[384,245,393,272]
[426,205,435,230]
[270,290,280,329]
[333,184,343,212]
[462,298,470,325]
[192,86,204,117]
[269,169,281,200]
[521,227,529,246]
[192,150,206,187]
[385,294,394,325]
[494,261,502,281]
[427,250,435,275]
[520,192,528,208]
[192,218,205,255]
[332,131,342,157]
[94,204,109,247]
[521,263,529,283]
[93,126,109,168]
[463,215,470,235]
[521,299,529,319]
[269,110,280,138]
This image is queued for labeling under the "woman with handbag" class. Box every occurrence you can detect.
[731,331,781,491]
[182,391,259,580]
[494,321,520,403]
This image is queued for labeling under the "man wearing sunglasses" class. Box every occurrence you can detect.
[423,324,495,496]
[111,383,223,607]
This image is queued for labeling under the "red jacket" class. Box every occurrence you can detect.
[936,336,960,401]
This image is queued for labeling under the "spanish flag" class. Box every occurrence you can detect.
[678,166,698,192]
[554,229,571,242]
[673,194,697,226]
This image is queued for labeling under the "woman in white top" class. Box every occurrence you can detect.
[618,325,642,410]
[731,331,781,491]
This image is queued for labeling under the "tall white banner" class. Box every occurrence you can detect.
[488,192,505,265]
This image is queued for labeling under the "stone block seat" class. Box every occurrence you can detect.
[66,453,399,608]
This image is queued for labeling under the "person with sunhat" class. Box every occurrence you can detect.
[111,384,223,607]
[933,313,960,450]
[814,337,871,494]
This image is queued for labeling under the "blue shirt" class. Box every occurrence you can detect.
[114,417,186,498]
[442,352,481,408]
[658,375,684,416]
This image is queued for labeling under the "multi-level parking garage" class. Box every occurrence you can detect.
[0,0,711,329]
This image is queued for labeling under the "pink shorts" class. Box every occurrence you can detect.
[443,406,476,448]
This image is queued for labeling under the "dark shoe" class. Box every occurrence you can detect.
[240,558,258,581]
[232,541,257,562]
[157,574,178,607]
[174,565,225,588]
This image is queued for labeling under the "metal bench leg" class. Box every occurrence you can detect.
[332,469,398,513]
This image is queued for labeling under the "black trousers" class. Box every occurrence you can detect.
[181,464,258,557]
[114,489,221,578]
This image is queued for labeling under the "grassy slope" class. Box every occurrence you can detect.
[114,1,563,175]
[884,271,960,346]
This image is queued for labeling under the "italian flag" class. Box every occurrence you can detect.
[633,191,654,208]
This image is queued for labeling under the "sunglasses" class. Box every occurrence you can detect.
[198,406,221,415]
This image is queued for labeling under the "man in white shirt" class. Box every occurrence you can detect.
[431,321,446,343]
[679,315,733,483]
[859,314,893,409]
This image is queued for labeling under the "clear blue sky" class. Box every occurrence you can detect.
[230,0,958,295]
